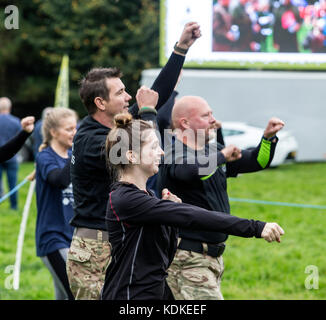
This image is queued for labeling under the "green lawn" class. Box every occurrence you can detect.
[0,162,325,300]
[223,162,326,300]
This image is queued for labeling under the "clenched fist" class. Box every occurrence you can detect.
[221,145,242,162]
[21,116,35,133]
[263,117,285,140]
[136,86,159,110]
[162,188,182,203]
[176,22,202,51]
[261,222,284,243]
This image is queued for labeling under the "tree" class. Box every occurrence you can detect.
[0,0,159,119]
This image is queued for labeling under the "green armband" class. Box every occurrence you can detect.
[138,107,157,115]
[257,138,272,168]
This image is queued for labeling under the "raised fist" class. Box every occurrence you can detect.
[136,86,159,110]
[264,117,285,139]
[176,22,202,51]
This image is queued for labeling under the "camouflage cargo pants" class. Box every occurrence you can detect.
[167,249,224,300]
[66,231,111,300]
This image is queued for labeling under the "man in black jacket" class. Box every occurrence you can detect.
[66,22,201,300]
[157,95,285,300]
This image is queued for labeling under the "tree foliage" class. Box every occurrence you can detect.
[0,0,159,118]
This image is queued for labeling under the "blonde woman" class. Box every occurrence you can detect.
[35,107,77,300]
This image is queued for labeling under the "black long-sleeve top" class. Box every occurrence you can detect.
[0,130,31,163]
[157,135,278,244]
[101,182,265,300]
[70,52,186,231]
[47,158,71,189]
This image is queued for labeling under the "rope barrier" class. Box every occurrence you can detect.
[13,179,36,290]
[0,178,28,204]
[229,197,326,210]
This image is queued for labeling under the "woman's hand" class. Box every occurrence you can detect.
[162,188,182,203]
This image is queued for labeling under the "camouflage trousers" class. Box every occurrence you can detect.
[167,248,224,300]
[66,231,111,300]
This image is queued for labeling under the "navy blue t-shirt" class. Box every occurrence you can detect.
[32,119,43,157]
[35,147,74,257]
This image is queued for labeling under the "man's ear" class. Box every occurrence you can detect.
[180,118,189,130]
[94,97,106,112]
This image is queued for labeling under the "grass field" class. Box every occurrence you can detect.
[0,162,325,300]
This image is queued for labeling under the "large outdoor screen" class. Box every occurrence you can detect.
[160,0,326,70]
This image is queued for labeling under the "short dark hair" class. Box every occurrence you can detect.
[79,67,122,115]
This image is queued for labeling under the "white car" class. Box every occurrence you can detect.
[221,122,298,167]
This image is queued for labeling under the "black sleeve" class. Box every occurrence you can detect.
[128,103,157,122]
[109,188,266,238]
[157,91,178,137]
[170,152,226,182]
[150,53,185,111]
[215,128,225,146]
[226,136,278,177]
[128,53,185,118]
[47,157,71,189]
[0,130,31,163]
[128,102,139,119]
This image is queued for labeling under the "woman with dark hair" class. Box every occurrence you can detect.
[101,113,284,300]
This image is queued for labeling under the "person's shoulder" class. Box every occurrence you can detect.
[0,114,19,125]
[35,147,53,163]
[75,116,108,142]
[10,114,21,125]
[110,183,146,210]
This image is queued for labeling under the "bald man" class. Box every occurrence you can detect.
[157,95,285,300]
[0,97,22,210]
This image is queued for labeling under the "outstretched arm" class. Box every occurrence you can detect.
[0,116,35,163]
[227,117,284,176]
[128,22,201,118]
[168,144,241,182]
[108,187,284,242]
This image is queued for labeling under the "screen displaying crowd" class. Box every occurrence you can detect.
[212,0,326,53]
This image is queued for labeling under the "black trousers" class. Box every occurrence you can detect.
[41,248,75,300]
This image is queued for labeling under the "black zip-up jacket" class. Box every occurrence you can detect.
[157,135,278,244]
[101,182,265,300]
[70,52,186,230]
